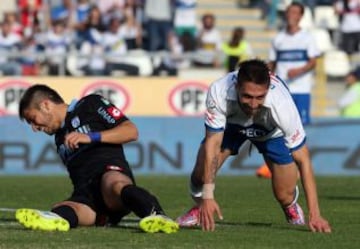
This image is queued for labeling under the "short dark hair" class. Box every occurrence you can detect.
[236,59,271,89]
[19,84,64,120]
[288,1,305,15]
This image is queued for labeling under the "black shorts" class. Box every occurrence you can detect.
[66,163,135,225]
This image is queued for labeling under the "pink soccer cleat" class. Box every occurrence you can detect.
[283,202,305,225]
[176,206,200,227]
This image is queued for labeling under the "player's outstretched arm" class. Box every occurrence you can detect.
[200,131,224,231]
[292,145,332,233]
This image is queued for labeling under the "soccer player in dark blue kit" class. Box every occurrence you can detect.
[16,84,179,233]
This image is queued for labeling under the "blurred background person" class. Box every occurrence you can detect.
[221,26,254,72]
[144,0,173,51]
[268,2,319,126]
[44,20,72,75]
[20,32,40,75]
[77,6,106,76]
[334,0,360,57]
[18,0,43,36]
[338,67,360,117]
[152,31,194,76]
[119,10,143,50]
[97,0,125,25]
[0,0,16,23]
[104,17,139,76]
[75,5,105,48]
[4,11,23,37]
[257,2,319,179]
[0,21,22,76]
[173,0,197,38]
[192,13,223,68]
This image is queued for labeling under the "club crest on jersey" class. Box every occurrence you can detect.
[71,116,80,128]
[207,100,216,110]
[107,106,122,120]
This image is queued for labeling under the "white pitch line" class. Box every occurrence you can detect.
[0,221,19,227]
[0,208,17,212]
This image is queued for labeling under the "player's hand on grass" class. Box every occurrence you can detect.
[200,199,223,232]
[308,215,331,233]
[64,132,91,149]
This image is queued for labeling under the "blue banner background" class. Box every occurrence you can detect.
[0,116,359,175]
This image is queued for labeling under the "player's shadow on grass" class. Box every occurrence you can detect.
[180,221,308,232]
[323,195,360,201]
[0,217,15,222]
[218,221,273,227]
[113,217,143,232]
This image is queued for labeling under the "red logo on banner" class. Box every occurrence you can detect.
[0,80,32,116]
[81,81,130,113]
[169,82,209,116]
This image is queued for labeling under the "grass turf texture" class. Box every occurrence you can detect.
[0,176,359,249]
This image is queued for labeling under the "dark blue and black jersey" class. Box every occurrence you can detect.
[54,94,131,187]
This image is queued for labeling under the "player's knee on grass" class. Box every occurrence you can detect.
[51,205,79,228]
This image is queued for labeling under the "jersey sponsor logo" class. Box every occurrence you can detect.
[107,106,123,120]
[97,107,116,124]
[239,127,267,138]
[276,50,308,62]
[80,81,130,113]
[71,116,80,128]
[0,80,32,116]
[169,82,208,116]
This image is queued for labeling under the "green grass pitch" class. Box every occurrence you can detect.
[0,175,359,249]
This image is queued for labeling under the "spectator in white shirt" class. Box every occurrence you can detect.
[334,0,360,56]
[192,13,223,67]
[119,11,143,50]
[0,21,22,75]
[97,0,125,25]
[103,17,139,75]
[44,20,72,75]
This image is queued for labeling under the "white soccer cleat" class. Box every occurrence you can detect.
[15,208,70,232]
[176,206,200,227]
[139,214,179,234]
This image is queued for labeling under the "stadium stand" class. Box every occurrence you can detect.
[0,0,358,116]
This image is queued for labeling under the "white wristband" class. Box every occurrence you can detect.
[202,183,215,199]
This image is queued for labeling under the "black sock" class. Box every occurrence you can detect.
[51,205,79,228]
[120,185,165,218]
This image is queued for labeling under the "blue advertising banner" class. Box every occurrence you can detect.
[0,116,359,175]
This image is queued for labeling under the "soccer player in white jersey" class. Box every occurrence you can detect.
[176,59,331,233]
[257,1,320,179]
[269,1,319,125]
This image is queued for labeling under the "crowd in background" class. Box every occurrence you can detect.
[0,0,199,76]
[0,0,358,78]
